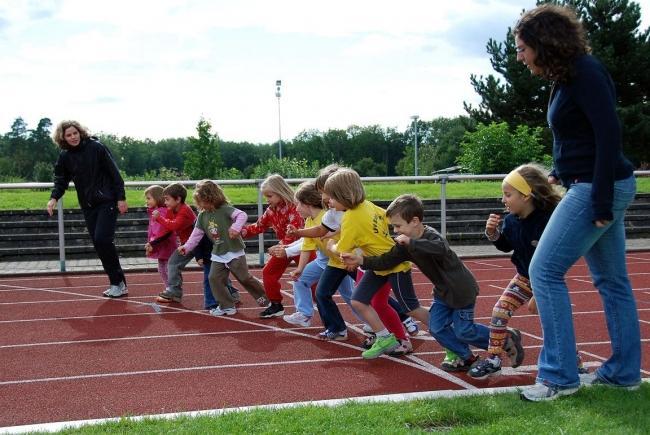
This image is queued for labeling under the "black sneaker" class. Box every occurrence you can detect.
[469,356,502,379]
[504,328,525,368]
[259,302,284,318]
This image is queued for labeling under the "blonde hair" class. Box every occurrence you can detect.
[295,181,324,209]
[323,168,365,209]
[144,185,164,207]
[193,180,228,209]
[52,120,91,150]
[509,163,562,212]
[261,174,295,206]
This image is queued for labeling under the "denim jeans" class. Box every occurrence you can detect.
[292,260,324,317]
[529,175,640,388]
[315,266,356,333]
[428,298,489,360]
[82,202,125,285]
[166,250,195,296]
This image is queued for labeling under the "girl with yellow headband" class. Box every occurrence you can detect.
[469,164,579,379]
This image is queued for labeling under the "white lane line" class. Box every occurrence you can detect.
[2,283,476,390]
[0,356,363,386]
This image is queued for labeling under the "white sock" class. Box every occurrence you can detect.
[376,328,390,338]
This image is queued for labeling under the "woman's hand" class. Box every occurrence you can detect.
[594,219,610,228]
[46,198,57,216]
[117,200,128,214]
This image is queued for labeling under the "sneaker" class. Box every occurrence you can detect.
[210,306,237,316]
[520,382,579,402]
[576,352,590,374]
[156,290,181,303]
[317,329,348,341]
[104,282,128,298]
[362,324,374,334]
[256,296,270,307]
[389,339,414,356]
[441,354,479,372]
[362,334,399,359]
[402,317,419,336]
[283,312,312,327]
[442,349,460,365]
[504,328,525,368]
[362,333,377,349]
[579,372,640,391]
[205,304,219,310]
[259,302,284,318]
[469,356,502,379]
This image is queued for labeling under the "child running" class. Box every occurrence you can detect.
[178,180,269,316]
[144,185,178,291]
[241,174,304,318]
[282,180,354,327]
[153,183,196,303]
[324,168,412,358]
[469,164,584,379]
[194,232,241,310]
[341,193,511,369]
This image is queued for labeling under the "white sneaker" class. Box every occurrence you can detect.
[362,324,374,334]
[402,317,419,335]
[283,312,312,327]
[210,306,237,316]
[104,282,127,298]
[520,382,579,402]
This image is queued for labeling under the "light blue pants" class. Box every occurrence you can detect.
[293,260,354,318]
[530,175,640,388]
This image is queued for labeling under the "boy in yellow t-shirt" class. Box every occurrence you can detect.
[324,168,411,359]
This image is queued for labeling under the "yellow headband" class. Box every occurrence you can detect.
[504,170,532,196]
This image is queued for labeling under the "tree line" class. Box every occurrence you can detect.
[1,0,647,183]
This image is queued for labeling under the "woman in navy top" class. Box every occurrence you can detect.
[514,4,640,401]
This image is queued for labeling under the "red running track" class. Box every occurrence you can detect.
[1,251,649,428]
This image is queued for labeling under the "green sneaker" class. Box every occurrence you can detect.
[362,334,399,359]
[443,349,459,364]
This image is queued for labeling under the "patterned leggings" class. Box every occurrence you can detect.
[488,274,533,356]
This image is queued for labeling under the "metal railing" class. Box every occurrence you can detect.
[1,171,649,272]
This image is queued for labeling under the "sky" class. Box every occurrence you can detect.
[1,0,649,145]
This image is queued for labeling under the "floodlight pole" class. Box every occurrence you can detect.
[411,115,419,177]
[275,80,282,160]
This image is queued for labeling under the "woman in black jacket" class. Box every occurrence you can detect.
[47,120,129,298]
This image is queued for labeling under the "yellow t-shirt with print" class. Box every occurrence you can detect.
[302,209,346,269]
[336,200,410,275]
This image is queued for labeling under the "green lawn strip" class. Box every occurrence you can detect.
[46,385,650,434]
[2,177,649,211]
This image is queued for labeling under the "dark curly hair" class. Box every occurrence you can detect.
[513,4,590,82]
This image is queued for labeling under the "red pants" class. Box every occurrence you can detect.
[263,252,315,303]
[356,270,407,341]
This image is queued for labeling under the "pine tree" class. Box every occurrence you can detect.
[465,0,650,164]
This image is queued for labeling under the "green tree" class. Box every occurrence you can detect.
[251,157,320,179]
[457,122,546,174]
[184,118,223,179]
[397,116,476,176]
[465,0,650,164]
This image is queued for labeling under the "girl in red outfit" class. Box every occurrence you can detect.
[241,174,304,318]
[144,185,178,290]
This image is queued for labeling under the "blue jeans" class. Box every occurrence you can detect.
[529,175,640,388]
[293,261,355,318]
[428,298,489,360]
[315,266,357,333]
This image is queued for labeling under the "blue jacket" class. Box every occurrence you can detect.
[492,209,552,279]
[548,54,633,221]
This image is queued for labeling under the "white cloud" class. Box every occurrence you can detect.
[2,0,647,144]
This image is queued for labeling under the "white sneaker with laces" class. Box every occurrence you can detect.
[402,317,419,335]
[580,372,641,391]
[520,382,579,402]
[210,306,237,316]
[283,312,312,327]
[104,282,127,298]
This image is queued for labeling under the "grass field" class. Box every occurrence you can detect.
[43,384,650,434]
[1,177,649,210]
